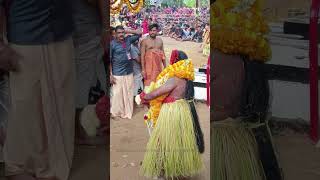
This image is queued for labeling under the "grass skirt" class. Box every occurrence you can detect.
[211,119,266,180]
[140,99,203,178]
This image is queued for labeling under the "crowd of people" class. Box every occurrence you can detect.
[111,5,210,56]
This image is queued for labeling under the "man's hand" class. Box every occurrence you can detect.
[142,71,146,79]
[125,28,143,35]
[0,43,20,72]
[110,75,116,85]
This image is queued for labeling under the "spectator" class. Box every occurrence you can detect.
[110,26,142,119]
[1,0,75,180]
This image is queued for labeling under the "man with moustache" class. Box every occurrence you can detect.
[110,26,142,119]
[140,23,166,88]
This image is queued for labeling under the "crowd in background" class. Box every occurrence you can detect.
[111,5,210,56]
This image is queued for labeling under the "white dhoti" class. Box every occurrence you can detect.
[110,74,134,119]
[4,37,75,180]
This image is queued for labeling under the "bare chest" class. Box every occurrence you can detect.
[145,39,162,50]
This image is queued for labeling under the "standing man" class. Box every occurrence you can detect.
[130,39,143,98]
[72,0,108,145]
[140,23,166,88]
[110,26,142,119]
[0,1,75,180]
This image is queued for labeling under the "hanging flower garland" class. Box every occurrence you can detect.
[211,0,271,61]
[124,0,144,14]
[111,0,123,15]
[136,60,195,127]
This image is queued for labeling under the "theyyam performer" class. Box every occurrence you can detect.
[136,50,205,179]
[211,0,282,180]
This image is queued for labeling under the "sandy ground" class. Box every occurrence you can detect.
[162,37,209,68]
[110,104,210,180]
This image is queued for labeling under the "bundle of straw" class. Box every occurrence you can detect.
[211,118,266,180]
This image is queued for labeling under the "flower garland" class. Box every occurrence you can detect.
[111,0,123,15]
[211,0,271,61]
[139,60,194,127]
[124,0,144,14]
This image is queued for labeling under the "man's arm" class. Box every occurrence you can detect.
[161,39,166,67]
[144,78,176,101]
[0,5,19,72]
[109,43,116,84]
[128,34,141,44]
[140,39,146,78]
[135,55,141,63]
[125,29,142,35]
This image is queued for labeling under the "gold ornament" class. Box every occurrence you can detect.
[124,0,144,14]
[110,0,123,15]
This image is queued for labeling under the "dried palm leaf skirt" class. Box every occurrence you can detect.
[211,119,266,180]
[140,99,203,178]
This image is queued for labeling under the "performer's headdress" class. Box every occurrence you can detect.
[170,50,188,65]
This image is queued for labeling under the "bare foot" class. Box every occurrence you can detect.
[7,174,36,180]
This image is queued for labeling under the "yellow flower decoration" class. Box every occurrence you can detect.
[211,0,271,61]
[144,60,194,127]
[124,0,144,14]
[111,0,123,15]
[111,0,144,15]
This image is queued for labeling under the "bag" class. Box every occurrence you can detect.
[95,95,109,127]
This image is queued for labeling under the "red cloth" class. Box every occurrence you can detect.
[95,95,109,127]
[142,20,149,34]
[206,55,210,107]
[163,96,176,103]
[140,92,149,105]
[170,49,179,65]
